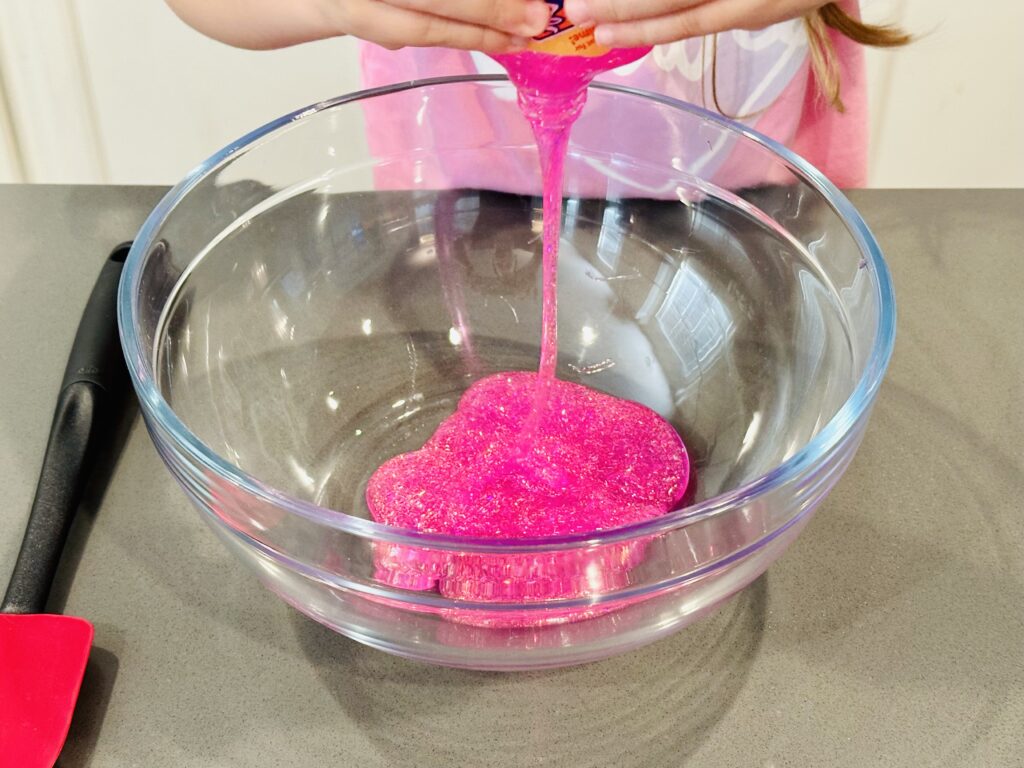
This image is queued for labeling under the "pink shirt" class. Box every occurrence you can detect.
[359,6,868,191]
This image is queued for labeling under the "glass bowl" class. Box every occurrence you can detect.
[118,76,895,670]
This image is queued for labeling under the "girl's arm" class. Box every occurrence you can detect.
[164,0,550,51]
[565,0,835,47]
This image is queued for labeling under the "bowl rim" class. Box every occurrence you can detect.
[118,74,896,552]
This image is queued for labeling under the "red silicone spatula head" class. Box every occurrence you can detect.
[0,615,93,767]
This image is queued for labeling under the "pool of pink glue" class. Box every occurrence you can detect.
[366,45,690,612]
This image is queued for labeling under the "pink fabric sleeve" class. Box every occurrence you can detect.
[356,2,870,190]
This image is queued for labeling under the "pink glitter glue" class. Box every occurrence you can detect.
[366,38,689,616]
[366,373,689,602]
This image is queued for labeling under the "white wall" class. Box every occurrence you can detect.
[864,0,1024,187]
[0,0,1021,187]
[0,2,106,183]
[70,0,364,185]
[0,76,22,182]
[0,0,364,185]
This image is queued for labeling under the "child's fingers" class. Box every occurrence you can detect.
[337,0,528,51]
[592,0,812,47]
[564,0,705,26]
[385,0,550,37]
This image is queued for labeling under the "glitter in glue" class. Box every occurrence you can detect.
[365,17,685,620]
[367,374,690,606]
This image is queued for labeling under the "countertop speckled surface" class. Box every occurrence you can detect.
[1,186,1021,767]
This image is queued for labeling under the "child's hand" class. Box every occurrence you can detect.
[321,0,551,51]
[165,0,551,51]
[565,0,828,47]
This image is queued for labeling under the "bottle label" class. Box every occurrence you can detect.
[528,1,608,57]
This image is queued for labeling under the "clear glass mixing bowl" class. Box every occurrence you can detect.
[119,76,895,670]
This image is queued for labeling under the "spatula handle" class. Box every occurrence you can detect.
[1,244,132,615]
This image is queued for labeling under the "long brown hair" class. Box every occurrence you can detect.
[805,3,911,111]
[708,3,910,117]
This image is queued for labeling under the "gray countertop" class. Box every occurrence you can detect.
[1,186,1022,767]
